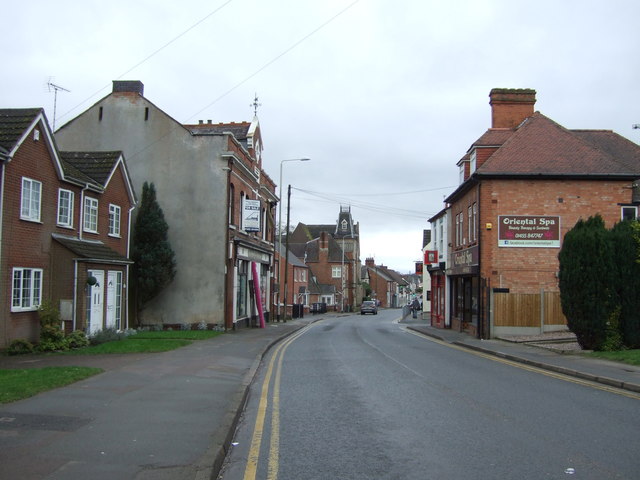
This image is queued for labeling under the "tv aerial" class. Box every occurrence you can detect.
[46,78,70,131]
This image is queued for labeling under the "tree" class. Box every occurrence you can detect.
[132,182,176,313]
[610,220,640,348]
[558,215,615,350]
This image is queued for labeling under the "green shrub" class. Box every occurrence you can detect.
[38,300,62,328]
[66,330,89,349]
[7,339,35,356]
[40,325,65,342]
[559,215,615,350]
[37,338,69,352]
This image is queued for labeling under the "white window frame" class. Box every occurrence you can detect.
[621,206,638,221]
[57,188,74,227]
[21,177,42,222]
[12,267,43,312]
[84,196,99,233]
[332,266,342,278]
[109,204,121,237]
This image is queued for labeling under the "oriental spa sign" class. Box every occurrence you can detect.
[498,215,561,248]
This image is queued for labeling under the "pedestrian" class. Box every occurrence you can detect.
[411,297,420,318]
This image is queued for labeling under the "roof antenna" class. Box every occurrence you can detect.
[47,78,70,131]
[250,93,261,116]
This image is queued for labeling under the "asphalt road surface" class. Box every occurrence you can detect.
[218,309,640,480]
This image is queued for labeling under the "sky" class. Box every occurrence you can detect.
[3,0,640,273]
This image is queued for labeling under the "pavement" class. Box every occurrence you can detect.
[1,312,639,480]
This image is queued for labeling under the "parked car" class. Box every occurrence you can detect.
[360,300,378,315]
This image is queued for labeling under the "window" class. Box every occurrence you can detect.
[57,189,74,227]
[229,184,235,226]
[21,178,42,222]
[467,205,472,243]
[332,266,342,278]
[12,268,43,311]
[472,202,477,242]
[109,204,121,236]
[236,261,248,318]
[84,196,98,233]
[470,150,477,174]
[621,206,638,221]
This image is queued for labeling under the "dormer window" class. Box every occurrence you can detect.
[459,162,466,184]
[341,219,348,231]
[470,150,477,174]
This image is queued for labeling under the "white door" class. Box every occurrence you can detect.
[105,271,117,329]
[88,270,104,335]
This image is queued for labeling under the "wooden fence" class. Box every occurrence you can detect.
[491,290,567,336]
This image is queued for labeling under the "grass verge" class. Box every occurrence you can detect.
[0,367,103,404]
[63,338,193,355]
[588,349,640,366]
[62,330,223,355]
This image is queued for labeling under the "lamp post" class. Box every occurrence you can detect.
[277,158,310,320]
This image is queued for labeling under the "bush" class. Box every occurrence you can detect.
[37,338,69,352]
[7,339,35,356]
[66,330,89,349]
[38,300,62,328]
[559,215,616,350]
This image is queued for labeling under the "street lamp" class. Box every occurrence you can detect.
[276,158,310,320]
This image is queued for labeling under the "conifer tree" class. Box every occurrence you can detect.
[611,220,640,348]
[132,182,176,313]
[558,215,615,350]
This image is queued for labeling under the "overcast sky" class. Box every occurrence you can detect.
[4,0,640,273]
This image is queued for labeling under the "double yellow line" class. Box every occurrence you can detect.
[243,323,315,480]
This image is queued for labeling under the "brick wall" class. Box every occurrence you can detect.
[479,178,632,293]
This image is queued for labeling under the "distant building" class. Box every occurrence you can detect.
[288,206,362,311]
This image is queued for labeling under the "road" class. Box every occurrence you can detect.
[218,310,640,480]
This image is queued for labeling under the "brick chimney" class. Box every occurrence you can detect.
[489,88,536,128]
[319,231,329,250]
[365,257,375,267]
[112,80,144,95]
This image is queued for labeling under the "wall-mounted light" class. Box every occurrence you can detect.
[485,223,493,230]
[87,276,99,287]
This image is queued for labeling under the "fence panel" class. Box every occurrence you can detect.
[494,292,540,327]
[543,291,567,326]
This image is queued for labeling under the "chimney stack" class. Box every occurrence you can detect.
[365,257,375,267]
[320,231,329,250]
[112,80,144,96]
[489,88,536,129]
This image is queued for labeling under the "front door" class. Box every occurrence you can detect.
[106,271,117,330]
[88,270,104,335]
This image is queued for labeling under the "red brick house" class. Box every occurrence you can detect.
[0,108,136,346]
[442,88,640,338]
[363,258,404,308]
[288,206,362,312]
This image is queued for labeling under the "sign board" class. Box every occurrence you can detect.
[242,199,261,232]
[498,215,560,248]
[424,250,438,264]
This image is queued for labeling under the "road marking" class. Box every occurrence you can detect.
[243,323,316,480]
[404,327,640,400]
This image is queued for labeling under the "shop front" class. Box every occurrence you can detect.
[448,246,480,336]
[234,241,272,328]
[428,265,447,328]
